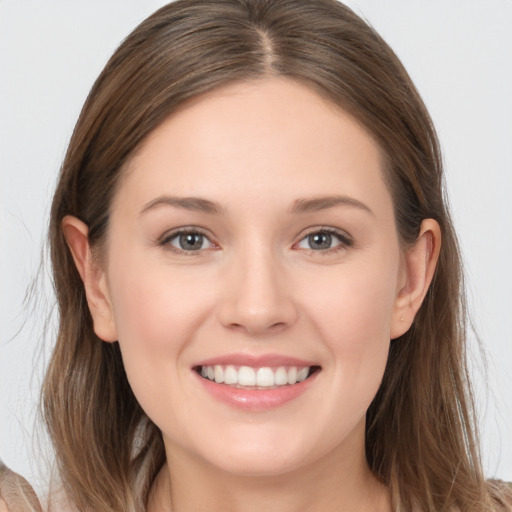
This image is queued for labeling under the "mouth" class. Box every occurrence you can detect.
[194,364,321,390]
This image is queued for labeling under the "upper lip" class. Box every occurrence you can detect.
[193,353,319,368]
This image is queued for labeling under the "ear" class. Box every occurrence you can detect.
[62,215,118,342]
[390,219,441,339]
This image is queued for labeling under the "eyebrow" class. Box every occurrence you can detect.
[140,194,373,216]
[140,195,224,215]
[291,195,374,216]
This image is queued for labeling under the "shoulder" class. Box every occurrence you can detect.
[0,462,42,512]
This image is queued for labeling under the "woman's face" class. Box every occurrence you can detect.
[96,78,410,476]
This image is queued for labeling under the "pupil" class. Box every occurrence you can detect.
[309,232,331,250]
[179,233,203,250]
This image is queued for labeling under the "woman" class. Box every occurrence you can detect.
[2,0,511,510]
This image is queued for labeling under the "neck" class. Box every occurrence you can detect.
[148,439,390,512]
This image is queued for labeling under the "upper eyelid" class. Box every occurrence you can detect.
[293,227,354,253]
[159,226,213,243]
[297,226,352,241]
[156,225,353,248]
[158,228,218,256]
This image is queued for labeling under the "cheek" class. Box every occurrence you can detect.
[305,256,399,347]
[105,263,223,441]
[105,258,217,400]
[301,256,398,407]
[108,257,213,345]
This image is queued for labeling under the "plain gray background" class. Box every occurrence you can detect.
[1,0,511,490]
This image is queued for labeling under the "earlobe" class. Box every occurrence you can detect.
[390,219,441,339]
[62,215,118,342]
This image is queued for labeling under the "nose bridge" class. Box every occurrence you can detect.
[218,237,297,334]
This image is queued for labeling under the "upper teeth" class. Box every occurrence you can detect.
[200,365,311,387]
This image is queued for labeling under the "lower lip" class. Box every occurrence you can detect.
[194,370,319,411]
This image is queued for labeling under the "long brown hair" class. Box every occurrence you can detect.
[43,1,512,510]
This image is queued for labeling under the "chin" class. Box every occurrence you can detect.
[209,452,307,478]
[195,431,321,478]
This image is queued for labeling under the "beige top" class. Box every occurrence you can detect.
[0,463,42,512]
[1,460,511,511]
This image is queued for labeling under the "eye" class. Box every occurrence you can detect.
[160,229,216,253]
[296,228,352,252]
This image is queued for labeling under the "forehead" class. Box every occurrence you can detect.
[114,78,391,216]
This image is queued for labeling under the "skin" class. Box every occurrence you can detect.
[64,78,440,512]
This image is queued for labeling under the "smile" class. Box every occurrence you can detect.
[197,365,318,388]
[193,355,321,410]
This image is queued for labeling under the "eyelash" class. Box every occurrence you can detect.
[295,227,353,255]
[158,227,217,256]
[158,226,353,256]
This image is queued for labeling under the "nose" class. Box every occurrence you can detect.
[217,246,298,335]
